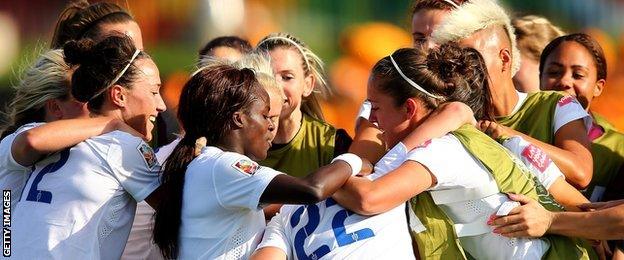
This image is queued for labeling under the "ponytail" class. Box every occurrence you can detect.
[153,135,197,259]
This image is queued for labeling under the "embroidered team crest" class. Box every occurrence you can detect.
[557,96,575,107]
[137,143,158,169]
[232,159,259,175]
[521,144,551,173]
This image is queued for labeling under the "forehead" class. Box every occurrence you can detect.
[547,41,594,65]
[366,77,388,100]
[133,58,160,85]
[411,9,449,33]
[268,47,303,71]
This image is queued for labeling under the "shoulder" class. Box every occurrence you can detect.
[195,147,262,176]
[95,131,159,170]
[408,134,462,155]
[530,90,566,100]
[523,91,566,108]
[94,130,143,145]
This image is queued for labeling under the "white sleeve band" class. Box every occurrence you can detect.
[357,100,372,120]
[331,153,363,176]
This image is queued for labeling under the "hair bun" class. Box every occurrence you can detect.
[68,0,90,9]
[63,38,95,65]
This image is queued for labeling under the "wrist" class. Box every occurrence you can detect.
[331,153,363,176]
[545,210,557,234]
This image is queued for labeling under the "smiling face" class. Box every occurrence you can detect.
[540,41,604,109]
[411,8,450,49]
[367,77,411,148]
[241,88,276,160]
[269,47,313,120]
[121,58,166,141]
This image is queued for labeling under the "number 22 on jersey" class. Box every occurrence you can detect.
[25,149,70,204]
[289,198,375,260]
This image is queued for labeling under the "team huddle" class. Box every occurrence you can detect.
[1,0,623,259]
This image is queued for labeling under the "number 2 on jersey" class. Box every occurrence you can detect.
[25,149,70,204]
[290,198,375,259]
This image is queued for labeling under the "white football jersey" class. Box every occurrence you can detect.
[121,140,180,260]
[406,134,548,260]
[256,143,415,260]
[12,130,161,260]
[0,122,44,212]
[179,146,281,260]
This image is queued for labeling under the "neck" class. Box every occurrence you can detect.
[491,78,519,117]
[217,133,245,155]
[273,109,303,144]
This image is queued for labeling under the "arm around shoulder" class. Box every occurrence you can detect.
[11,117,138,166]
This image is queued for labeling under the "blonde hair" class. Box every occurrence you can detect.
[256,32,330,121]
[513,15,565,62]
[1,49,71,137]
[235,52,284,102]
[196,52,285,104]
[431,0,521,75]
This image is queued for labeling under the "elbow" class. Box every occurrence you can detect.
[12,131,42,165]
[570,174,591,190]
[296,184,328,204]
[356,197,382,216]
[345,190,383,216]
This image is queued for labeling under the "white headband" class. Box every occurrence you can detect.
[89,49,141,101]
[389,55,443,100]
[443,0,460,8]
[257,36,310,71]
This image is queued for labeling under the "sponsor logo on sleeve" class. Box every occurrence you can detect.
[137,143,158,169]
[231,159,259,175]
[521,144,551,173]
[557,96,575,107]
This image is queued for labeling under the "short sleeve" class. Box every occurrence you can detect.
[369,142,408,179]
[404,137,462,190]
[0,122,45,170]
[553,95,591,134]
[213,154,281,210]
[502,136,564,189]
[107,133,161,202]
[254,210,291,256]
[155,137,180,164]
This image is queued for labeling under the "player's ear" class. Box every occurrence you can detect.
[232,111,244,128]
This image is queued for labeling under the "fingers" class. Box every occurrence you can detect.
[493,223,528,236]
[498,230,533,238]
[477,120,492,134]
[506,193,534,205]
[489,214,523,226]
